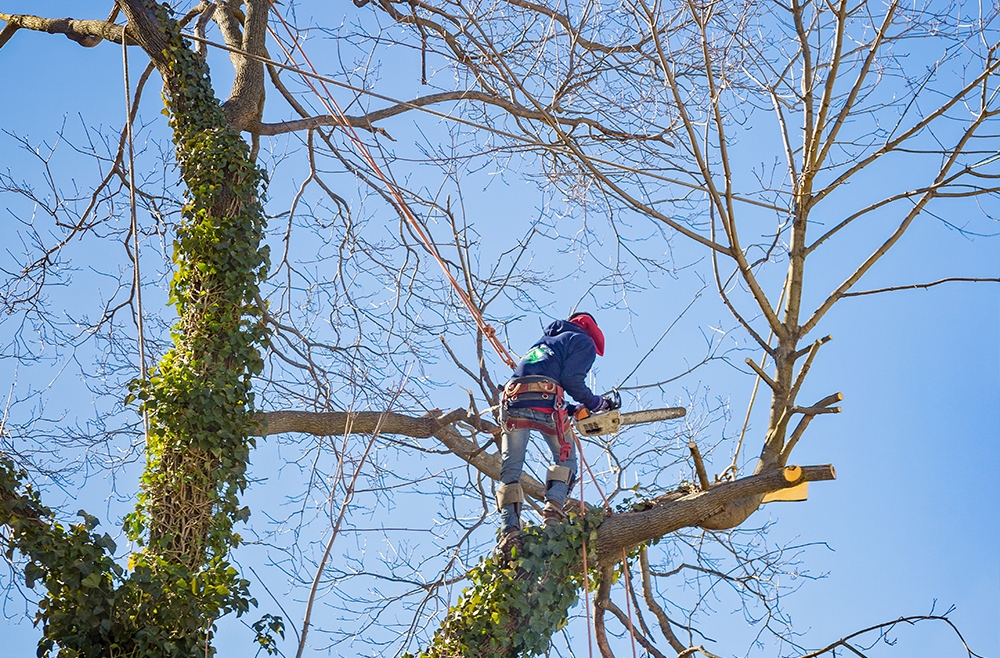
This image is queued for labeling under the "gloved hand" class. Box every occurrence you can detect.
[593,397,611,413]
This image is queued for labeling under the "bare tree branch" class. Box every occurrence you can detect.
[840,277,1000,298]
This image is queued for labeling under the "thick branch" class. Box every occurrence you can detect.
[259,408,466,439]
[258,407,686,438]
[258,407,687,503]
[593,465,836,565]
[639,548,686,654]
[0,12,131,48]
[258,408,551,500]
[216,0,268,130]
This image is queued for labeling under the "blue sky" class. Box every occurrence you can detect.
[1,2,997,657]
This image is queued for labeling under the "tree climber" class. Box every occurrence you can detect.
[496,312,616,548]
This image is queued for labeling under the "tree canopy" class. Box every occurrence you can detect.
[0,0,996,656]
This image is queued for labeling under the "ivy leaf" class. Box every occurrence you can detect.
[81,572,103,589]
[24,563,44,589]
[77,510,100,530]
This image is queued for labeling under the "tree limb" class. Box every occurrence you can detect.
[257,408,834,566]
[0,12,131,48]
[257,408,553,500]
[251,89,658,137]
[215,0,268,130]
[639,547,686,654]
[258,408,468,439]
[594,465,836,564]
[840,277,1000,298]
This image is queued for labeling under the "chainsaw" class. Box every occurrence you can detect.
[572,389,686,437]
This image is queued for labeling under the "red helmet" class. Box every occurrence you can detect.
[569,312,605,356]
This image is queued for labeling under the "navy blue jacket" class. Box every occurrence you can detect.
[510,320,603,410]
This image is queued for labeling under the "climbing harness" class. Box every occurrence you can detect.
[501,376,573,461]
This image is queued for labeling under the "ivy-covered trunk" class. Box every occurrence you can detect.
[1,3,270,656]
[124,7,268,573]
[414,515,602,658]
[121,0,270,642]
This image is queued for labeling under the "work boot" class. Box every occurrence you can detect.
[496,527,522,560]
[541,501,566,526]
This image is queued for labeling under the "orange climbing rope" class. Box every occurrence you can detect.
[260,8,641,653]
[266,4,517,371]
[574,429,639,658]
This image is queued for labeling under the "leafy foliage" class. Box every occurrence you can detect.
[1,6,272,657]
[251,614,286,655]
[415,510,603,658]
[124,2,269,571]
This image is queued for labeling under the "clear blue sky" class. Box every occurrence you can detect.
[1,2,997,657]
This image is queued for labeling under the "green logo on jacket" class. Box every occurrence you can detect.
[523,344,554,364]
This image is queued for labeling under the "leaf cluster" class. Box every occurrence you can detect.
[1,455,265,658]
[415,509,603,658]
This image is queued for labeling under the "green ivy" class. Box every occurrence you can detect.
[1,5,274,657]
[413,509,603,658]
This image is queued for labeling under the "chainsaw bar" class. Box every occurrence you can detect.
[619,407,686,426]
[573,407,686,437]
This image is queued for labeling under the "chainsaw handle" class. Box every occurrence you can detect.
[602,389,622,411]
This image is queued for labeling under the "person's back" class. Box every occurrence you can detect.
[495,312,613,551]
[511,318,604,412]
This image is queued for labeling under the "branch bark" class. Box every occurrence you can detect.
[259,408,467,439]
[593,465,836,565]
[256,408,553,500]
[214,0,268,130]
[0,12,131,48]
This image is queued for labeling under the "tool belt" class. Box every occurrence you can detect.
[502,376,573,461]
[503,375,562,401]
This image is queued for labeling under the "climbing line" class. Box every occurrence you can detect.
[123,34,148,444]
[574,433,612,509]
[577,459,596,658]
[265,4,517,370]
[621,548,639,658]
[573,426,640,656]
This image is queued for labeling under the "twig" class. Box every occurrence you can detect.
[798,614,983,658]
[688,442,711,490]
[744,358,777,390]
[841,277,1000,297]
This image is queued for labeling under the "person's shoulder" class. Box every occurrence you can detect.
[565,329,596,356]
